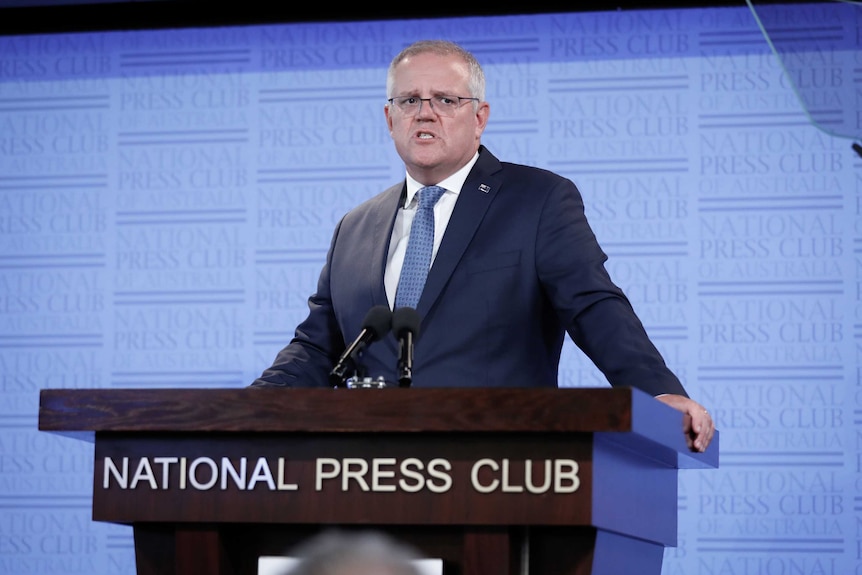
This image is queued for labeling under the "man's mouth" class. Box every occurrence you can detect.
[417,132,435,139]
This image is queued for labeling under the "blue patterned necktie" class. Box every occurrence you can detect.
[395,185,447,310]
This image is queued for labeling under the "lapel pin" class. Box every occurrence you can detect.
[478,184,491,193]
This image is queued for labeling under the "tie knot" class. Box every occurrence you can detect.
[418,186,446,209]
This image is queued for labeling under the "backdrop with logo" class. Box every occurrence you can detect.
[0,4,858,574]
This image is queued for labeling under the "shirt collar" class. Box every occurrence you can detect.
[403,152,480,208]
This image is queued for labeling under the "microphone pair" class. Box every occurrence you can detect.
[329,305,421,388]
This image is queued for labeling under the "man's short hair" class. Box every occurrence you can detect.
[386,40,486,102]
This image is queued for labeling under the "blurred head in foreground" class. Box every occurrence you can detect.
[284,530,422,575]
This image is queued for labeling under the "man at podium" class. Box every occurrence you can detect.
[252,40,714,454]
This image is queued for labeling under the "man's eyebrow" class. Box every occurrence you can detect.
[394,90,458,97]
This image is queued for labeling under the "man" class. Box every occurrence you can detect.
[252,40,714,453]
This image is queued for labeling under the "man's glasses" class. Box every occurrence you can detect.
[387,95,480,117]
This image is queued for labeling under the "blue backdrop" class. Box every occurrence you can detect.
[1,4,859,574]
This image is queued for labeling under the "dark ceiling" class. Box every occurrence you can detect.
[0,0,778,35]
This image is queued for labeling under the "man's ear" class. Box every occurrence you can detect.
[475,101,490,137]
[384,104,394,134]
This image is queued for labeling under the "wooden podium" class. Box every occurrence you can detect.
[38,387,718,575]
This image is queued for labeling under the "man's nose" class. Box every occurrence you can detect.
[416,98,437,118]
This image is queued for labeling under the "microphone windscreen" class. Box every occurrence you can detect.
[362,305,393,341]
[392,307,421,337]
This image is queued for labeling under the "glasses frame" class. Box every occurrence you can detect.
[387,95,480,117]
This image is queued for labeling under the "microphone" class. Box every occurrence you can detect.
[392,307,421,388]
[330,305,392,387]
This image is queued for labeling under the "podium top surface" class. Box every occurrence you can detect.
[38,386,718,469]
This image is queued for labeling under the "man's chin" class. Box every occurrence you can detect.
[406,153,444,172]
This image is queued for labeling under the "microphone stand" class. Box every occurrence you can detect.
[339,347,389,389]
[397,330,414,388]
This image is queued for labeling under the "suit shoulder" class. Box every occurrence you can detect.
[340,182,402,220]
[498,161,578,190]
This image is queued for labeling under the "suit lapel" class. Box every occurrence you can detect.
[418,148,503,316]
[370,182,405,310]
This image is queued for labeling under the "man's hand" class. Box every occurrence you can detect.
[655,394,715,453]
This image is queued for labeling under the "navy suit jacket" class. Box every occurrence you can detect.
[253,147,687,396]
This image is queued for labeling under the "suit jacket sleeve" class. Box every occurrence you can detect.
[250,217,347,388]
[535,175,688,397]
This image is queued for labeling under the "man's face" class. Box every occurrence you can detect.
[385,52,490,185]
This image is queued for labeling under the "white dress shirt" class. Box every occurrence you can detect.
[384,152,480,308]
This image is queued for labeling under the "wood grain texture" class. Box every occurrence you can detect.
[40,387,632,432]
[39,387,718,468]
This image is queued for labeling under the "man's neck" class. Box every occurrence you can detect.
[405,151,481,195]
[406,148,482,187]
